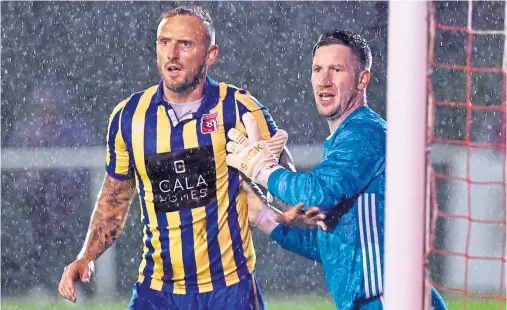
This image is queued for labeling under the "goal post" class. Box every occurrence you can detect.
[384,1,428,310]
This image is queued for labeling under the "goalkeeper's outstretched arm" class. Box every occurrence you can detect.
[267,120,385,210]
[227,113,385,211]
[228,118,385,211]
[245,183,322,263]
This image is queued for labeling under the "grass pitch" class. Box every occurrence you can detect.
[1,296,504,309]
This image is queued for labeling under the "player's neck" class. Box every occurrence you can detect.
[327,93,365,134]
[163,80,206,104]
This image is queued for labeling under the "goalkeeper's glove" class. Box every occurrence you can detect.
[225,112,288,188]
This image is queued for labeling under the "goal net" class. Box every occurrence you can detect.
[426,1,506,308]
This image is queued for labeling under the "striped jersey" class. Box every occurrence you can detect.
[105,76,277,294]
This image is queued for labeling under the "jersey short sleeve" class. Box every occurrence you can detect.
[234,90,278,140]
[105,100,133,180]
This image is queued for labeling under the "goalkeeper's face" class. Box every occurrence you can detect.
[311,44,364,119]
[156,15,218,94]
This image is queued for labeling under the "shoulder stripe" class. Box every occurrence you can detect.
[234,91,263,112]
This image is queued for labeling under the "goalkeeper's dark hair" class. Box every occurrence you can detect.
[313,30,372,71]
[160,6,215,45]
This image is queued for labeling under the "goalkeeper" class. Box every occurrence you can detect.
[228,30,447,309]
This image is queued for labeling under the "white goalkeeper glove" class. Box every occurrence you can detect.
[226,113,288,187]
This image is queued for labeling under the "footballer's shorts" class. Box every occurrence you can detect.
[355,286,447,310]
[128,271,264,310]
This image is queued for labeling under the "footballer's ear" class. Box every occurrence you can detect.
[357,70,370,91]
[206,44,219,67]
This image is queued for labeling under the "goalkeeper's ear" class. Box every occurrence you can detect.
[241,112,261,142]
[357,70,371,91]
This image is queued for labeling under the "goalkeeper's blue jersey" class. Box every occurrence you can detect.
[269,106,386,309]
[267,106,446,309]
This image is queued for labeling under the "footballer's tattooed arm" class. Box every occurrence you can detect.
[59,175,135,303]
[77,175,135,261]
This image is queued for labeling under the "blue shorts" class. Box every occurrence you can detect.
[128,273,264,310]
[430,286,447,310]
[355,286,447,310]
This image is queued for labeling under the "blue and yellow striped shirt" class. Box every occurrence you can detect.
[105,76,277,294]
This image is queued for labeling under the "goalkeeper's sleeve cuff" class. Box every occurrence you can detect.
[253,162,283,188]
[266,166,286,195]
[269,224,286,244]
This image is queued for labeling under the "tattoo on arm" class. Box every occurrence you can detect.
[78,175,135,261]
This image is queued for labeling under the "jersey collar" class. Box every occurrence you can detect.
[326,105,369,141]
[153,75,220,119]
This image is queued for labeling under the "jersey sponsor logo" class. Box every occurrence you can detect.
[174,160,185,173]
[145,146,217,212]
[201,113,218,134]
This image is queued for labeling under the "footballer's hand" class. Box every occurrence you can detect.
[274,203,328,231]
[58,258,94,303]
[226,113,288,185]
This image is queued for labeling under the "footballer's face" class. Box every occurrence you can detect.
[311,44,368,119]
[156,15,217,95]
